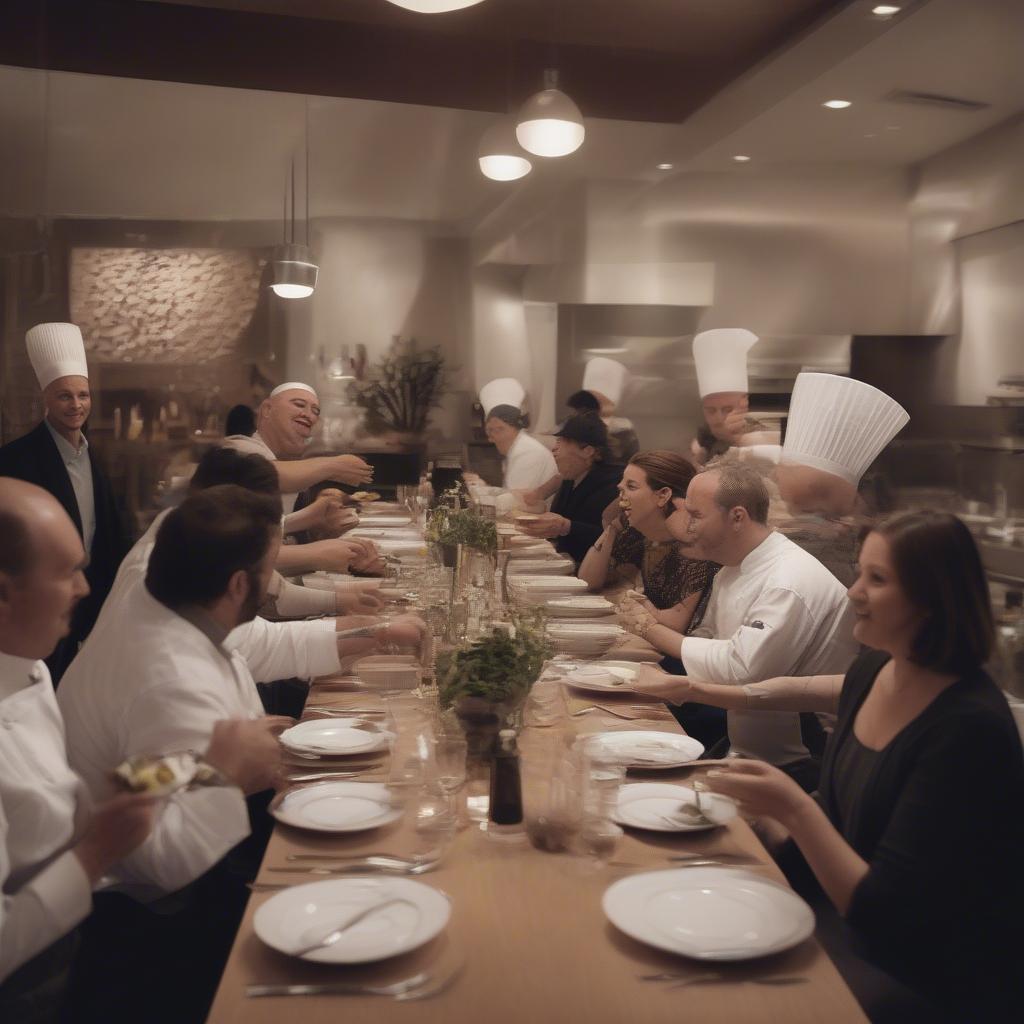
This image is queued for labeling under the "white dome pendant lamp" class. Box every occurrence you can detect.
[478,118,532,181]
[515,68,585,158]
[385,1,487,12]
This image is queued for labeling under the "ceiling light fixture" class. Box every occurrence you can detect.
[656,163,674,170]
[733,154,751,162]
[823,99,853,109]
[384,1,487,12]
[478,118,533,181]
[271,104,318,300]
[871,4,902,17]
[516,68,585,158]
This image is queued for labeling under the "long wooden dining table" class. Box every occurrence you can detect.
[205,604,868,1024]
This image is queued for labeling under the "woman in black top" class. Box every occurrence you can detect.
[640,511,1024,1019]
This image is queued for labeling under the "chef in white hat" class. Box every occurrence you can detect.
[567,357,639,464]
[772,372,909,585]
[691,328,780,464]
[0,323,131,682]
[478,378,557,493]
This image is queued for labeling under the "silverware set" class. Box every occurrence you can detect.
[247,961,463,1000]
[639,971,808,989]
[263,852,441,878]
[571,704,674,721]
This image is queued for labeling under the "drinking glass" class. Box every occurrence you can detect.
[431,736,468,828]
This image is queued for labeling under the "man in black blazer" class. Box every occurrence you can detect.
[518,412,623,566]
[0,323,130,682]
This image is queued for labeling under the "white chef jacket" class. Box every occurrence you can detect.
[44,419,96,554]
[90,508,340,673]
[0,653,91,982]
[681,530,857,765]
[504,431,557,492]
[57,585,337,901]
[221,432,298,514]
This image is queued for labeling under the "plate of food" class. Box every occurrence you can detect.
[563,661,639,693]
[353,491,381,503]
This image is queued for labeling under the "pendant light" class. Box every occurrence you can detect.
[478,118,532,181]
[384,1,487,12]
[515,68,585,158]
[271,103,318,300]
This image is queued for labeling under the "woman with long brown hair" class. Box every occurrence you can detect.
[578,450,716,631]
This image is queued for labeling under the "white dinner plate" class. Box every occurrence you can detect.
[510,574,588,589]
[270,782,403,834]
[350,515,412,527]
[280,718,394,756]
[548,622,625,639]
[613,783,738,832]
[545,596,615,617]
[583,730,704,769]
[507,559,574,575]
[602,868,814,961]
[349,528,421,540]
[564,662,639,694]
[508,543,557,559]
[254,878,451,964]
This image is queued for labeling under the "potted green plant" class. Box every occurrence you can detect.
[353,336,447,442]
[436,609,551,756]
[425,503,497,568]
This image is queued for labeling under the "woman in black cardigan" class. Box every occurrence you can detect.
[637,510,1024,1020]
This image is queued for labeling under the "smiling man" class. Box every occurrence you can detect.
[0,323,131,683]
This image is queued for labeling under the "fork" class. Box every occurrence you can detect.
[247,971,429,999]
[266,855,440,876]
[289,898,415,957]
[286,850,439,864]
[639,971,808,987]
[571,705,662,721]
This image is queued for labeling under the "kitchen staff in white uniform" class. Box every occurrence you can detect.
[691,328,780,464]
[569,357,639,464]
[772,373,910,585]
[0,478,154,1018]
[479,378,558,492]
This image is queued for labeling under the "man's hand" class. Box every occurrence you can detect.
[204,716,293,796]
[633,664,692,705]
[314,539,377,573]
[306,493,359,537]
[73,793,157,885]
[379,613,429,650]
[335,583,385,613]
[330,454,374,487]
[349,539,386,576]
[519,512,570,540]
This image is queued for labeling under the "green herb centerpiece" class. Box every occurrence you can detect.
[425,505,498,554]
[436,609,552,754]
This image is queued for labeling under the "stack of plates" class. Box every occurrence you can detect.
[507,542,557,559]
[544,595,615,618]
[547,621,625,656]
[352,655,421,691]
[508,575,589,604]
[373,538,428,556]
[506,557,574,576]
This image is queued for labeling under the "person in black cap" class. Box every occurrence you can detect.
[518,412,622,566]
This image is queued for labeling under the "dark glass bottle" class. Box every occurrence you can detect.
[489,729,523,826]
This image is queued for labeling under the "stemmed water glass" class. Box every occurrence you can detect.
[431,736,468,828]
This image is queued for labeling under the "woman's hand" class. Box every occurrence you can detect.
[703,759,814,830]
[618,591,657,638]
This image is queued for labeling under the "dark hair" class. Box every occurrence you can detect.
[486,404,528,430]
[146,485,282,609]
[190,447,280,497]
[710,463,769,525]
[0,508,33,576]
[567,389,600,413]
[872,510,994,675]
[225,404,256,437]
[627,451,697,503]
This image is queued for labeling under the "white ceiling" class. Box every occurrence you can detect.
[0,0,1020,228]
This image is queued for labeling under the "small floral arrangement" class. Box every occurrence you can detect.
[437,607,551,711]
[426,504,497,553]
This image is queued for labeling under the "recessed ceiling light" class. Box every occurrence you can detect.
[823,99,852,109]
[864,132,877,138]
[656,163,674,170]
[871,4,902,17]
[733,155,751,162]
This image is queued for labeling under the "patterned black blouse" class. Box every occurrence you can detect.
[608,527,717,611]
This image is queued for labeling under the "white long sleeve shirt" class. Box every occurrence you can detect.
[504,431,558,492]
[0,654,91,982]
[681,530,857,765]
[44,419,96,554]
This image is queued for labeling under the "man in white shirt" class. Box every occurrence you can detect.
[0,478,155,1018]
[632,463,857,787]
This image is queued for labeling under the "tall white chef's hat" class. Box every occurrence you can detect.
[782,372,909,486]
[479,378,526,417]
[693,328,758,398]
[26,323,89,390]
[582,357,628,407]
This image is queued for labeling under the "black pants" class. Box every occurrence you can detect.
[63,792,274,1024]
[658,655,729,750]
[0,930,79,1024]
